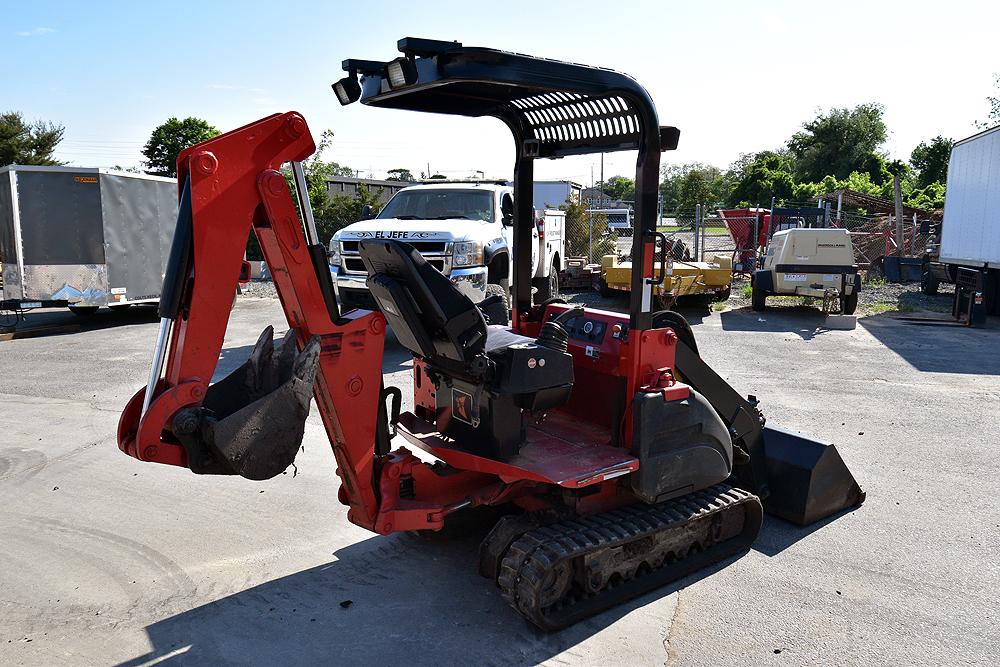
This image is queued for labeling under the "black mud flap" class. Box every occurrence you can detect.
[173,326,321,481]
[761,425,865,526]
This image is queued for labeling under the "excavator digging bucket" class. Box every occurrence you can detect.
[760,425,866,526]
[181,326,321,481]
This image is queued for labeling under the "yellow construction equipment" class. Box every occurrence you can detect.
[598,252,732,310]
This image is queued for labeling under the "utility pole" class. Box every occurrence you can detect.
[600,153,604,204]
[893,171,904,257]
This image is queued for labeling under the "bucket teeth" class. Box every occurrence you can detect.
[179,328,322,480]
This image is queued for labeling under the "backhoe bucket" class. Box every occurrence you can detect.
[175,326,321,480]
[760,425,865,526]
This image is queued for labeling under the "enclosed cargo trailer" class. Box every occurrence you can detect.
[0,166,177,317]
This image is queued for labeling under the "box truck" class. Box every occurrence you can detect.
[923,126,1000,316]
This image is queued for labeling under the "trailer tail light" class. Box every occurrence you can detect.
[537,217,545,240]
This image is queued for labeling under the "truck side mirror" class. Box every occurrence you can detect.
[501,195,514,226]
[360,204,373,220]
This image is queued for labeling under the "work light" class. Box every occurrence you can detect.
[386,57,418,89]
[332,75,361,105]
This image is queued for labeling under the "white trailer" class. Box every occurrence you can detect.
[925,125,1000,315]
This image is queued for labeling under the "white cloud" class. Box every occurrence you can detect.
[16,27,55,37]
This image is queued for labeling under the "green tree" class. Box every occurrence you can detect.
[562,199,615,259]
[787,104,888,182]
[387,168,415,182]
[660,163,731,213]
[726,151,795,207]
[596,175,636,202]
[910,136,953,188]
[975,74,1000,129]
[0,111,64,166]
[142,117,220,177]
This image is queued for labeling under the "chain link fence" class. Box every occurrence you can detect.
[561,198,934,277]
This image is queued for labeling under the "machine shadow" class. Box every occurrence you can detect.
[751,506,863,558]
[719,306,829,340]
[1,304,161,337]
[858,315,1000,375]
[116,521,731,667]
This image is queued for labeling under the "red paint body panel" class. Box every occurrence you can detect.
[396,411,637,488]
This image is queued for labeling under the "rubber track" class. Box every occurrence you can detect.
[497,484,762,630]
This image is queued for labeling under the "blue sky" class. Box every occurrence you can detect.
[4,1,997,184]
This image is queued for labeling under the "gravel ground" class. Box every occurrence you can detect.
[242,275,956,318]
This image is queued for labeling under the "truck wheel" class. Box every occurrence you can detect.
[69,305,99,316]
[751,285,767,311]
[532,264,559,303]
[841,291,858,315]
[651,310,698,356]
[485,283,510,310]
[921,270,939,295]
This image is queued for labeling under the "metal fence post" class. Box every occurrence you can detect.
[694,204,701,262]
[588,209,593,264]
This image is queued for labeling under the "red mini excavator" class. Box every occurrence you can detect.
[117,38,864,630]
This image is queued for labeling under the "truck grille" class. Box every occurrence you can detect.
[344,257,445,274]
[342,240,447,253]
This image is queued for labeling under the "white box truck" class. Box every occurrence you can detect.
[924,126,1000,315]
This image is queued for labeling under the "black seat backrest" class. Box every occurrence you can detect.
[359,239,487,363]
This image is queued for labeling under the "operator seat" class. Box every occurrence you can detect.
[358,239,574,459]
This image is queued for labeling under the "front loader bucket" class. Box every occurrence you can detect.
[760,425,865,526]
[174,326,321,480]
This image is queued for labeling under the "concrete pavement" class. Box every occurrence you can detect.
[1,298,997,666]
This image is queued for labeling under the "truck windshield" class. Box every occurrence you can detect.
[377,189,494,222]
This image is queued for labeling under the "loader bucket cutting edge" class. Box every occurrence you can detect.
[176,327,322,481]
[759,424,865,526]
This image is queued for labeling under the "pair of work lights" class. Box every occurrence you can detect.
[332,57,417,105]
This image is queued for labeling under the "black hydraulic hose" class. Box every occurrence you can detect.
[159,177,193,319]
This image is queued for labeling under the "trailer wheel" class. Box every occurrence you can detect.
[751,285,767,311]
[841,291,858,315]
[921,270,939,295]
[651,310,698,356]
[68,305,99,316]
[532,263,559,303]
[597,277,615,298]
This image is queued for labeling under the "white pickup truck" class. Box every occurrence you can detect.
[329,181,565,311]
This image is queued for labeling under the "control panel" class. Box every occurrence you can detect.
[561,314,607,344]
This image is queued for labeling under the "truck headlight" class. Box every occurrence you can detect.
[329,241,342,267]
[453,241,484,268]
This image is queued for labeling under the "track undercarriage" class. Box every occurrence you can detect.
[489,485,762,630]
